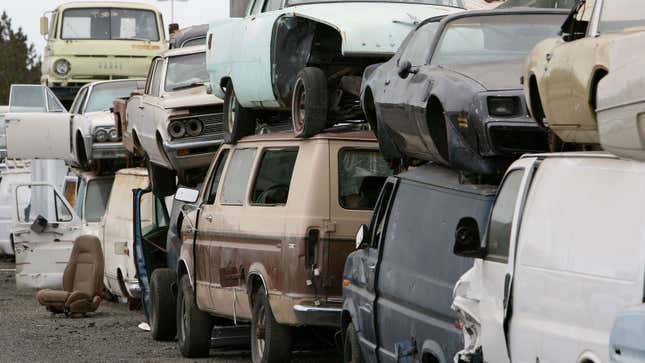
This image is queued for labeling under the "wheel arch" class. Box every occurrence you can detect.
[420,340,446,363]
[176,259,191,287]
[362,87,378,131]
[589,67,609,114]
[75,130,89,166]
[426,95,449,162]
[527,73,546,128]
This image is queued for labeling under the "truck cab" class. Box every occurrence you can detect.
[40,2,167,106]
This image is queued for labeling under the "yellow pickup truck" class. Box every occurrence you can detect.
[40,2,167,105]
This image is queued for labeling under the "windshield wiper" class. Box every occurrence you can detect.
[171,82,205,91]
[115,37,151,42]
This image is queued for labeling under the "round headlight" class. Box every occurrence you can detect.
[53,59,70,76]
[95,129,108,143]
[186,119,203,137]
[109,128,119,142]
[168,120,186,139]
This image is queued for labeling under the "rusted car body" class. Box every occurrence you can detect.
[176,130,392,359]
[361,9,566,175]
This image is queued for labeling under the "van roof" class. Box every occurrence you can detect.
[55,2,161,11]
[238,130,376,144]
[115,167,148,177]
[397,163,497,196]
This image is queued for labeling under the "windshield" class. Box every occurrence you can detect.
[287,0,463,7]
[431,14,564,66]
[85,81,142,113]
[61,8,159,41]
[598,2,645,34]
[164,52,209,92]
[85,178,114,223]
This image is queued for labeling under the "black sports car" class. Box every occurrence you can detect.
[360,8,567,175]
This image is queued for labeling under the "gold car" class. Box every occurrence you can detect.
[523,0,645,146]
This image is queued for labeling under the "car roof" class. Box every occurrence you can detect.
[162,45,206,58]
[418,7,569,28]
[397,163,498,196]
[237,129,377,144]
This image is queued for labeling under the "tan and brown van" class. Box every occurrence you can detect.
[174,130,391,360]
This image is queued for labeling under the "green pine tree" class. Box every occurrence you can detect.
[0,11,42,104]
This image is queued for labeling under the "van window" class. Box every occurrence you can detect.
[251,148,298,205]
[338,149,392,210]
[205,149,229,204]
[16,184,73,223]
[486,169,523,262]
[154,196,169,228]
[220,148,257,205]
[369,182,394,249]
[263,0,282,12]
[149,59,164,97]
[85,178,113,222]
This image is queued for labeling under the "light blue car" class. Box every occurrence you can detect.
[206,0,465,141]
[610,305,645,362]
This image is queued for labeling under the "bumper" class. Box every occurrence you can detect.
[92,142,128,160]
[163,137,223,171]
[293,304,342,328]
[124,278,142,299]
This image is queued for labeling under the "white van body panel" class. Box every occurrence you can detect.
[0,163,31,255]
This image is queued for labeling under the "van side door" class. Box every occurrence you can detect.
[469,157,538,363]
[351,179,398,362]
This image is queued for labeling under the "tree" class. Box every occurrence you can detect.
[0,11,41,104]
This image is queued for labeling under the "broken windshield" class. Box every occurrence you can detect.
[286,0,464,7]
[164,52,209,92]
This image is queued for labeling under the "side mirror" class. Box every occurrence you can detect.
[453,217,485,258]
[355,224,369,249]
[175,187,199,204]
[30,215,48,233]
[562,32,573,42]
[40,16,49,36]
[398,60,412,79]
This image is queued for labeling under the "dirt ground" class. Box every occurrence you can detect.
[0,258,340,363]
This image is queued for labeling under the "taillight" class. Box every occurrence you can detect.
[305,229,319,267]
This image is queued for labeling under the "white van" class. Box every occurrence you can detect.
[452,152,645,363]
[0,161,31,255]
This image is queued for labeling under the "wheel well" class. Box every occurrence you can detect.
[422,353,440,363]
[589,68,609,113]
[116,268,129,298]
[132,129,142,150]
[247,273,265,307]
[528,75,546,128]
[426,96,449,162]
[156,131,171,165]
[75,131,88,166]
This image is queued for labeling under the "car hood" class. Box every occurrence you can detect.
[288,2,462,55]
[159,87,223,109]
[85,110,115,128]
[439,59,523,91]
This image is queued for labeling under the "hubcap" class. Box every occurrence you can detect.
[227,90,237,133]
[255,304,266,359]
[292,80,306,132]
[180,295,187,344]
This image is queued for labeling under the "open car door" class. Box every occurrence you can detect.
[5,85,72,160]
[12,182,81,289]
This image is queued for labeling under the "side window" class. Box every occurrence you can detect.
[220,148,257,205]
[251,148,298,205]
[263,0,282,12]
[50,13,58,39]
[64,178,78,210]
[368,182,395,249]
[400,22,439,66]
[338,148,392,210]
[204,149,230,204]
[485,169,524,262]
[70,87,88,114]
[153,196,169,228]
[251,0,265,15]
[46,88,65,112]
[16,184,73,223]
[149,59,164,97]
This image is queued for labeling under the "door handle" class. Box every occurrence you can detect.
[206,215,213,223]
[384,80,391,86]
[138,105,145,110]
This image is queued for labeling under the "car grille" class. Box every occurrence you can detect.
[489,126,549,154]
[198,113,225,135]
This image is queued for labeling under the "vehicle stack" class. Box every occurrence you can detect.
[1,0,644,362]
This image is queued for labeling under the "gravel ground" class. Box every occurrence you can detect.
[0,258,340,363]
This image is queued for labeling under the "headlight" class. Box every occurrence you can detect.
[185,119,203,137]
[488,96,520,117]
[109,128,119,142]
[53,59,70,76]
[168,120,186,139]
[94,129,108,143]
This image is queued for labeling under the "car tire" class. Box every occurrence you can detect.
[150,268,177,341]
[344,322,363,363]
[251,289,291,363]
[224,79,257,144]
[291,67,328,138]
[177,275,212,358]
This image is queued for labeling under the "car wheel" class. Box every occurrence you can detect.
[177,275,212,358]
[251,289,291,363]
[344,322,363,363]
[224,79,257,144]
[150,268,177,341]
[291,67,328,138]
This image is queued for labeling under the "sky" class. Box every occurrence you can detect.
[1,0,231,56]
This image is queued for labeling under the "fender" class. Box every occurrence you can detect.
[420,340,447,363]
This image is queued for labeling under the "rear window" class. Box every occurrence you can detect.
[339,149,392,210]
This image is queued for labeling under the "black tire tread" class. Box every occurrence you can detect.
[150,268,177,341]
[224,79,257,144]
[177,275,212,358]
[292,67,328,138]
[251,289,291,363]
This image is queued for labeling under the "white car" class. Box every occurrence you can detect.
[452,152,645,363]
[126,45,224,182]
[5,80,144,166]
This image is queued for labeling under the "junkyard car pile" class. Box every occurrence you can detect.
[3,0,645,362]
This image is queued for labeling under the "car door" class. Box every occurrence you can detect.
[5,85,72,160]
[231,0,284,105]
[12,182,81,290]
[354,179,397,362]
[137,58,164,158]
[467,157,537,363]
